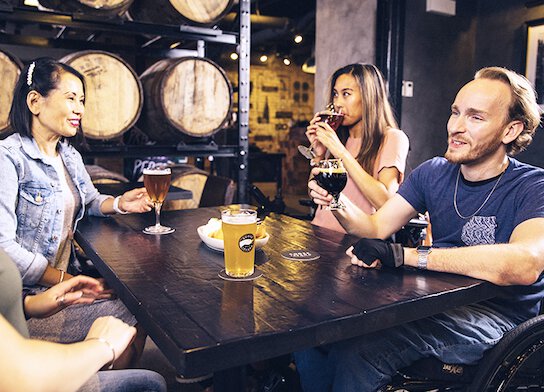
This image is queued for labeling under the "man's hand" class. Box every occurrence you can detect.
[24,275,106,319]
[346,238,404,268]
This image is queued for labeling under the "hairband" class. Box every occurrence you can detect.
[26,62,35,86]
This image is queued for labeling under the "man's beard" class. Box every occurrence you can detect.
[444,136,503,165]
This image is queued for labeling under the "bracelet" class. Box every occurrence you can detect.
[113,196,129,215]
[58,269,65,284]
[87,337,116,370]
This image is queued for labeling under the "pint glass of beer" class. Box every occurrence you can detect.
[143,167,175,234]
[221,208,257,278]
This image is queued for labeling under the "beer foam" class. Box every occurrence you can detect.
[222,210,257,225]
[143,168,171,175]
[317,167,346,174]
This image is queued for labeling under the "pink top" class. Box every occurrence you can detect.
[312,128,409,233]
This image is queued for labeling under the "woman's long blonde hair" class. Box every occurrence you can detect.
[329,63,398,174]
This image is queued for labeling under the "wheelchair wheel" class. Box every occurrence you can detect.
[468,314,544,391]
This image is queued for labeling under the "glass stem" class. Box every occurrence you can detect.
[154,202,163,227]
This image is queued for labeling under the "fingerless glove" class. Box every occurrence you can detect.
[352,238,404,268]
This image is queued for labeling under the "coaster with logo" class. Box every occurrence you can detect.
[218,268,263,281]
[280,249,320,262]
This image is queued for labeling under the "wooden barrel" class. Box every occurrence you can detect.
[85,164,129,184]
[38,0,133,19]
[0,50,22,135]
[163,165,209,211]
[129,0,234,26]
[139,57,232,143]
[61,51,143,140]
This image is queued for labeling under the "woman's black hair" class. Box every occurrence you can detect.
[9,57,86,139]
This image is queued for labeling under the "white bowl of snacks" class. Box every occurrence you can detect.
[197,218,269,252]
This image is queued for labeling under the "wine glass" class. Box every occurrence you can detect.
[143,167,175,235]
[314,159,348,210]
[298,103,344,160]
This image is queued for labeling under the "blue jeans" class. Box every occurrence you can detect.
[78,369,167,392]
[294,304,517,392]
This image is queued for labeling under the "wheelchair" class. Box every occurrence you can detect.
[383,313,544,391]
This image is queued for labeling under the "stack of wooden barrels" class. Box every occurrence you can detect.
[0,0,236,144]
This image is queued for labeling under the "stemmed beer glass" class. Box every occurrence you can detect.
[298,104,344,160]
[143,167,175,235]
[315,159,348,210]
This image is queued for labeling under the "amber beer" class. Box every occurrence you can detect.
[142,167,174,235]
[143,168,171,203]
[221,208,257,278]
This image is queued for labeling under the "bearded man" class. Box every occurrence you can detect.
[297,67,544,392]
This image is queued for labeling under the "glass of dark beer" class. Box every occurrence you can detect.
[143,167,175,235]
[315,159,348,210]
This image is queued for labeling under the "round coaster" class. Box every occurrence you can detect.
[218,268,263,281]
[143,226,175,235]
[280,249,320,261]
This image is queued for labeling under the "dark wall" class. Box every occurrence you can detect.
[402,0,544,171]
[474,0,544,167]
[401,0,477,172]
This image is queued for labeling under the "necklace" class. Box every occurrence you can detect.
[453,167,505,219]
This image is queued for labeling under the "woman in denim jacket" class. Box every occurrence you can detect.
[0,58,152,367]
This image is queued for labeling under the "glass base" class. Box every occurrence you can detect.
[326,200,346,211]
[218,269,262,281]
[143,225,175,235]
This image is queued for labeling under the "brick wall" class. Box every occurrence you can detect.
[224,56,315,194]
[225,56,315,153]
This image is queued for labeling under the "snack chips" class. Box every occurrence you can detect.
[205,217,267,240]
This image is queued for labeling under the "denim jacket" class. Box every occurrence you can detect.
[0,134,110,285]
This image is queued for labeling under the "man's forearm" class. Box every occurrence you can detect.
[403,243,542,286]
[333,195,380,238]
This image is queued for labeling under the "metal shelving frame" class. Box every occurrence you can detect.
[0,1,251,203]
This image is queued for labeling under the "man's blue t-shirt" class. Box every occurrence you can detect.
[398,157,544,323]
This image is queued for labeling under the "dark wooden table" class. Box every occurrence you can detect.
[95,182,192,201]
[75,208,499,389]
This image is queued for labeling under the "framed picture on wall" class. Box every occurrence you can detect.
[525,19,544,107]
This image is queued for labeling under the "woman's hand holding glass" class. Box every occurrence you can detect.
[305,109,345,162]
[312,117,346,159]
[305,112,330,159]
[116,188,153,214]
[308,166,334,206]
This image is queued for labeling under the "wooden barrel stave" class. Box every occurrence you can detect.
[85,164,129,184]
[0,50,22,134]
[129,0,234,26]
[163,165,209,211]
[38,0,133,18]
[61,50,143,140]
[139,57,232,144]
